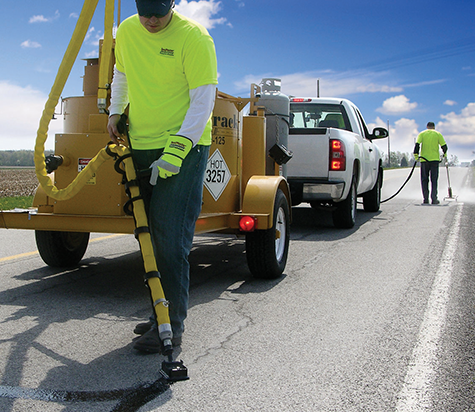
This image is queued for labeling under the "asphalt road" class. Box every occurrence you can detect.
[0,166,474,411]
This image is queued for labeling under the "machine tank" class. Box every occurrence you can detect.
[257,78,290,176]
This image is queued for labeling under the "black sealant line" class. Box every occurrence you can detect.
[0,378,170,411]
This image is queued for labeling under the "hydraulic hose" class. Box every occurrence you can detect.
[97,0,115,113]
[114,144,174,352]
[34,0,100,200]
[381,156,428,203]
[381,161,418,203]
[32,0,175,364]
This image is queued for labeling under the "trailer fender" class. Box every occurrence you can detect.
[241,176,291,229]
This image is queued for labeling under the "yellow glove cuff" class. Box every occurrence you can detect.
[163,135,193,161]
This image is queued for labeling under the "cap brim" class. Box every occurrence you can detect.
[136,0,171,16]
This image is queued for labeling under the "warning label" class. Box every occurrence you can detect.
[78,158,96,185]
[204,149,231,201]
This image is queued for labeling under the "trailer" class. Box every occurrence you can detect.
[0,1,291,280]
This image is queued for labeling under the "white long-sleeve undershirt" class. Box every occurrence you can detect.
[108,66,216,146]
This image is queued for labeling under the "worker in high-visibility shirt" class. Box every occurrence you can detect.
[107,0,218,353]
[413,122,447,205]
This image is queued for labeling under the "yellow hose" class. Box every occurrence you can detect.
[35,0,100,200]
[97,0,115,112]
[33,0,173,343]
[116,145,173,340]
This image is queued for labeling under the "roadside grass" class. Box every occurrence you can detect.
[0,196,34,210]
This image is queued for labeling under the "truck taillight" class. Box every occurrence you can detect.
[330,139,346,171]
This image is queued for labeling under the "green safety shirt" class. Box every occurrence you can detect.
[416,129,446,162]
[115,12,218,150]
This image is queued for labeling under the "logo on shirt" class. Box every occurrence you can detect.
[160,48,174,57]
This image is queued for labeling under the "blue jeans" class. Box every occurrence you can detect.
[420,161,439,202]
[132,145,210,337]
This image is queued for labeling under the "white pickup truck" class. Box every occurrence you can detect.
[286,97,388,228]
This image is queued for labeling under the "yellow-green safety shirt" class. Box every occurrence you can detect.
[115,12,218,150]
[416,129,446,162]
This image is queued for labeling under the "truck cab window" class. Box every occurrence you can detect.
[290,103,352,131]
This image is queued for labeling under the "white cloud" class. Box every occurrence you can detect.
[85,27,103,45]
[85,50,99,58]
[21,40,41,49]
[444,100,457,106]
[0,81,62,150]
[370,117,419,154]
[369,103,475,162]
[437,103,475,146]
[29,10,60,23]
[175,0,227,29]
[234,70,402,97]
[377,95,418,114]
[403,79,446,88]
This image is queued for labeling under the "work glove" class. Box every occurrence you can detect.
[149,135,193,185]
[414,153,419,161]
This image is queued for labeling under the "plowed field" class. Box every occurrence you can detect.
[0,169,38,197]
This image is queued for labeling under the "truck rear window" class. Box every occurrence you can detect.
[290,103,352,131]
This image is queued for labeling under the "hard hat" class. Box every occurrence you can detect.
[136,0,174,18]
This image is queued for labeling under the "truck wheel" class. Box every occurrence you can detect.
[245,189,290,279]
[35,230,90,267]
[363,169,382,212]
[332,175,356,228]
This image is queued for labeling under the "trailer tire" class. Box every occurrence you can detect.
[332,174,357,228]
[35,230,90,267]
[245,189,290,279]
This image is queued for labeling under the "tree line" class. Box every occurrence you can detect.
[0,150,53,167]
[383,151,465,168]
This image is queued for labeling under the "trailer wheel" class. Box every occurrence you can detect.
[245,189,290,279]
[35,230,90,267]
[363,169,382,212]
[332,174,357,228]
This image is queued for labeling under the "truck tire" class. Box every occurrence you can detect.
[245,189,290,279]
[332,175,356,228]
[363,169,382,212]
[35,230,90,267]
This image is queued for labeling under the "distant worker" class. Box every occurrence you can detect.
[107,0,218,352]
[413,122,447,205]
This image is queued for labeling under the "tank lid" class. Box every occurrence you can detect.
[260,78,282,94]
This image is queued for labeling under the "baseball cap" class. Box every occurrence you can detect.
[136,0,173,18]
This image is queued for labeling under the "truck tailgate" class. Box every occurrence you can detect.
[287,129,329,178]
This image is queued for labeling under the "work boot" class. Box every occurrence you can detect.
[133,320,153,335]
[432,199,440,205]
[133,328,182,354]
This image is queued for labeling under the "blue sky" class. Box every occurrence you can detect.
[1,0,475,162]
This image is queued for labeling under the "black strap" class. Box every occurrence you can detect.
[134,226,150,239]
[123,196,143,216]
[144,271,160,281]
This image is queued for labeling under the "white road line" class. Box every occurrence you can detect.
[396,203,463,411]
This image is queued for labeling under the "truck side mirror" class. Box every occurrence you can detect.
[371,127,389,139]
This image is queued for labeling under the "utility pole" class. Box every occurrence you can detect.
[387,119,390,168]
